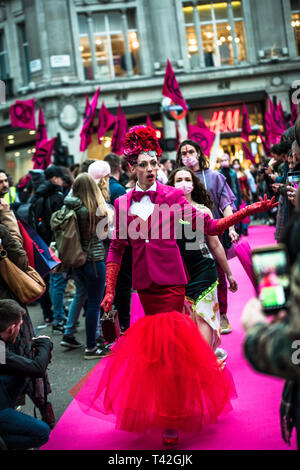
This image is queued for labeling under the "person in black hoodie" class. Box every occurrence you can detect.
[0,299,52,449]
[29,166,68,330]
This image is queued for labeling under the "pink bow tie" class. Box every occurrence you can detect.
[132,190,158,203]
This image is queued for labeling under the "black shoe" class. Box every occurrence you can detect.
[84,347,105,360]
[52,323,64,334]
[60,335,82,349]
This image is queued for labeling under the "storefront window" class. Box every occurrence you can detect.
[77,9,140,81]
[183,1,247,68]
[291,0,300,55]
[0,31,9,80]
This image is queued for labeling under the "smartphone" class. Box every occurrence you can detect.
[251,244,290,315]
[287,171,300,189]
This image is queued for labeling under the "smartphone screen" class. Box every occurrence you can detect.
[251,245,290,314]
[287,172,300,189]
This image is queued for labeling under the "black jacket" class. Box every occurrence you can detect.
[29,181,64,245]
[0,337,52,410]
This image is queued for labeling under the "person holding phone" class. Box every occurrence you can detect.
[241,187,300,448]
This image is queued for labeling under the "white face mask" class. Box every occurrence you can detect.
[233,164,240,170]
[181,155,199,168]
[175,180,194,195]
[220,160,230,168]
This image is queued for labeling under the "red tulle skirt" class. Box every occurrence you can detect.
[70,310,237,434]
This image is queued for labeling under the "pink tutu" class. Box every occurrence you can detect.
[70,310,237,434]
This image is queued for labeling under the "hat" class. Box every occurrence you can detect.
[123,125,162,165]
[88,160,111,184]
[29,169,45,189]
[44,165,66,180]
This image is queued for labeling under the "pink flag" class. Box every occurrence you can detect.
[274,101,286,131]
[146,114,154,128]
[291,102,298,126]
[268,96,276,119]
[241,104,252,142]
[97,102,116,142]
[79,87,100,151]
[242,142,256,164]
[162,59,188,112]
[111,105,128,155]
[196,114,208,130]
[32,138,55,170]
[258,130,271,156]
[187,124,215,156]
[36,108,48,150]
[10,98,36,130]
[264,110,282,144]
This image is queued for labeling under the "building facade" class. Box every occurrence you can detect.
[0,0,300,183]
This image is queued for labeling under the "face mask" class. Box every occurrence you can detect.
[181,155,199,168]
[233,164,240,170]
[220,161,230,168]
[175,181,194,195]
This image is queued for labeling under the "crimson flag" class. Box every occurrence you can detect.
[274,101,286,131]
[242,142,256,164]
[111,105,128,155]
[196,113,208,130]
[10,98,36,130]
[291,102,298,126]
[268,96,276,119]
[258,130,271,156]
[241,104,252,142]
[162,59,188,112]
[264,110,282,144]
[36,108,48,150]
[32,137,55,170]
[97,102,116,143]
[187,124,215,156]
[79,87,100,151]
[146,114,154,128]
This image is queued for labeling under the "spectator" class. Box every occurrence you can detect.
[241,191,300,448]
[0,299,52,450]
[160,158,173,177]
[103,153,126,205]
[0,170,19,207]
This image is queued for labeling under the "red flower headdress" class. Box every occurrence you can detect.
[123,125,162,165]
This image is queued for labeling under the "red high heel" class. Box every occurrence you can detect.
[162,429,178,445]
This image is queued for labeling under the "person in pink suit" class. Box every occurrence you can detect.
[71,126,278,445]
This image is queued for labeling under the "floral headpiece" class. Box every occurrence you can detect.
[123,125,162,165]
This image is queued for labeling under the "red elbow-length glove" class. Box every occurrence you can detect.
[216,195,279,234]
[101,262,121,313]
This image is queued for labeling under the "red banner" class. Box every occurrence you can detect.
[196,113,208,130]
[187,124,215,156]
[97,102,116,142]
[274,101,286,131]
[241,104,252,142]
[79,87,100,151]
[146,114,154,128]
[264,110,282,145]
[257,130,271,156]
[162,59,188,112]
[111,105,128,155]
[32,138,55,170]
[242,142,256,164]
[36,108,48,150]
[10,98,36,130]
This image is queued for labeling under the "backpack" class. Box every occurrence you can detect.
[50,204,88,268]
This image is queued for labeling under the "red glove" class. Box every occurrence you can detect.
[216,195,279,234]
[101,262,121,312]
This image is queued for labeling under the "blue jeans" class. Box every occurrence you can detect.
[71,261,106,349]
[64,270,87,337]
[0,407,50,449]
[49,272,68,325]
[0,375,50,449]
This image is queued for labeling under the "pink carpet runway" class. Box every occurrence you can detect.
[42,225,297,450]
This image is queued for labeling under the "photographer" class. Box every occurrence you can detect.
[241,186,300,448]
[0,299,53,450]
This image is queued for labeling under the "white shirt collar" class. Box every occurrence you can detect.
[135,181,157,192]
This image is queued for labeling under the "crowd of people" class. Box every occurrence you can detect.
[0,116,299,450]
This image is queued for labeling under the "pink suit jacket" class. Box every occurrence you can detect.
[106,182,219,290]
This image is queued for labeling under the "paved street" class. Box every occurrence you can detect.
[23,300,98,425]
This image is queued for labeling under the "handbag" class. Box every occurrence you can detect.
[101,309,121,343]
[0,241,46,304]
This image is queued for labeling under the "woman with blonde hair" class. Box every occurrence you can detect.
[61,173,110,359]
